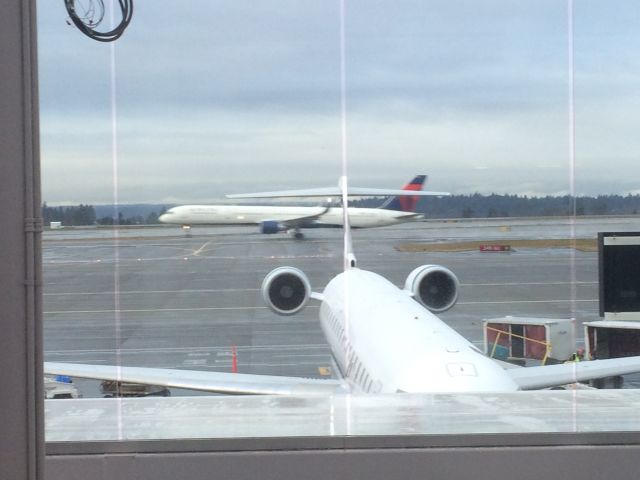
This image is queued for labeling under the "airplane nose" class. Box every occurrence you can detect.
[158,214,168,223]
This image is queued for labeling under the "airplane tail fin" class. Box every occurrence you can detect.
[379,175,427,212]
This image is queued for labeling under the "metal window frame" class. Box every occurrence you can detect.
[0,1,44,479]
[5,2,640,479]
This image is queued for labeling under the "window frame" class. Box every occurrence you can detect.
[4,1,638,478]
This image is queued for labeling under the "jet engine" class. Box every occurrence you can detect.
[261,267,311,315]
[260,220,285,234]
[404,265,459,313]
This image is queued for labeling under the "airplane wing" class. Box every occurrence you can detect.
[278,204,331,228]
[504,356,640,390]
[44,362,348,395]
[388,212,424,221]
[227,187,450,199]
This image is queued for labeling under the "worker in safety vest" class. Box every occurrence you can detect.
[568,346,585,362]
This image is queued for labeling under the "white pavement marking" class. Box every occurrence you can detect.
[460,281,597,287]
[44,288,260,296]
[44,306,271,314]
[192,241,213,256]
[458,299,597,305]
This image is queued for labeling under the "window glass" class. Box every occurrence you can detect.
[39,1,640,443]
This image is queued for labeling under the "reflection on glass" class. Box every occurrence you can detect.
[39,1,640,442]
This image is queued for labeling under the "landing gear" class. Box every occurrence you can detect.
[289,228,305,240]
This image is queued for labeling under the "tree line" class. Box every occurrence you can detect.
[356,193,640,218]
[42,203,162,226]
[43,194,640,227]
[42,203,96,226]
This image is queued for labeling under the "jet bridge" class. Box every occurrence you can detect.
[586,232,640,387]
[598,232,640,321]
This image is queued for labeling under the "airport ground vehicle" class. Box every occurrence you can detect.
[100,380,171,398]
[45,376,80,399]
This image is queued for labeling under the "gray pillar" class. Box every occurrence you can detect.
[0,1,44,479]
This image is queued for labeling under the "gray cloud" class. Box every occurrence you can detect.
[38,1,640,203]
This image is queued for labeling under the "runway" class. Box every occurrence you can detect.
[43,216,640,397]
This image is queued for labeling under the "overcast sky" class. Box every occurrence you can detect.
[37,1,640,204]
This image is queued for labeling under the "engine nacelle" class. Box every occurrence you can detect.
[260,220,285,234]
[404,264,459,313]
[261,267,311,315]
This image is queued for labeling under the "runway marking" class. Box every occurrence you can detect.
[45,253,334,265]
[43,282,596,297]
[246,362,332,368]
[44,288,260,296]
[44,305,320,314]
[192,241,213,256]
[45,344,330,355]
[183,359,208,366]
[458,299,597,305]
[460,281,597,287]
[272,353,330,359]
[45,306,266,314]
[45,297,596,313]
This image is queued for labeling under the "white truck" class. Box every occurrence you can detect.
[45,376,81,399]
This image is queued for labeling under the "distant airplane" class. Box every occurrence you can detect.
[44,175,640,395]
[158,175,443,239]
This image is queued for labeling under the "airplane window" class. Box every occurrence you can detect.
[366,377,374,393]
[361,371,370,390]
[38,0,640,448]
[357,366,367,386]
[353,360,363,382]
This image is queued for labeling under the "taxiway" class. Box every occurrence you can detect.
[43,216,640,397]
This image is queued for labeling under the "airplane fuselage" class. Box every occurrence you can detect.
[319,269,520,393]
[159,205,420,229]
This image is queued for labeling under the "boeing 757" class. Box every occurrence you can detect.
[158,175,442,238]
[44,176,640,395]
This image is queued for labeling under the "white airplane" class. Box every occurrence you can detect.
[44,176,640,395]
[158,175,442,239]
